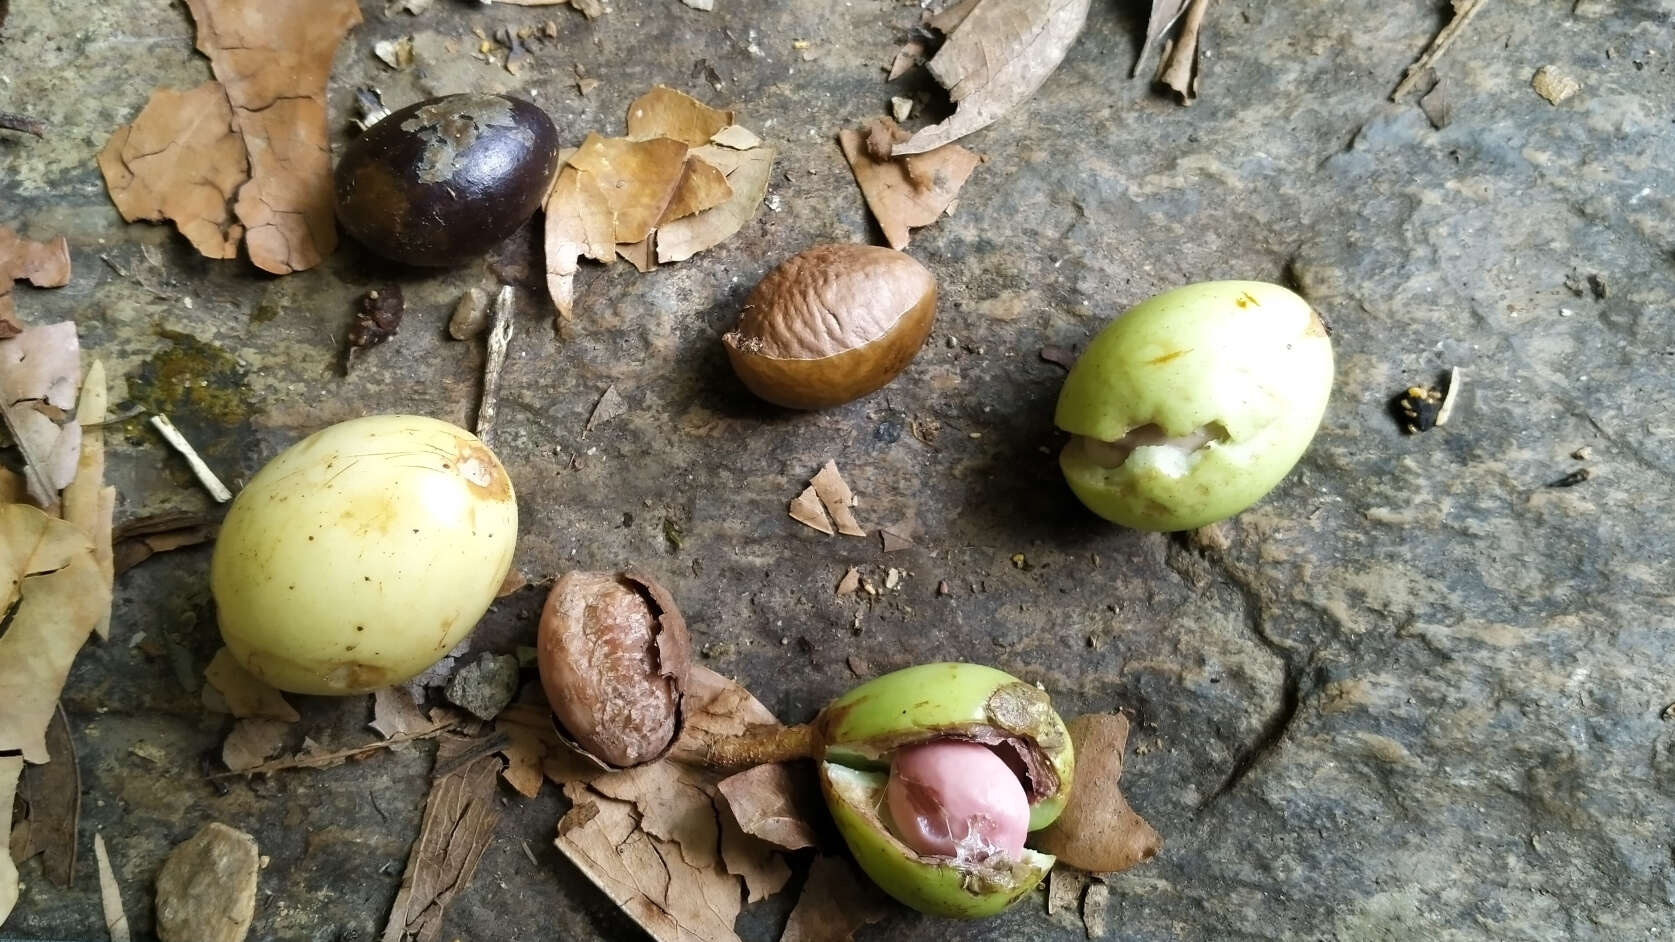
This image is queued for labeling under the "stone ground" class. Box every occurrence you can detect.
[4,0,1675,939]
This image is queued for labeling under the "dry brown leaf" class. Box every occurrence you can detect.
[182,0,362,274]
[63,359,113,638]
[839,118,979,250]
[1083,880,1110,937]
[0,227,71,336]
[895,0,1090,156]
[655,143,775,264]
[154,822,259,942]
[880,526,913,552]
[543,165,616,321]
[112,511,219,575]
[381,734,504,942]
[925,0,980,33]
[0,505,107,763]
[0,321,82,506]
[887,38,927,81]
[568,133,692,245]
[1032,713,1162,872]
[495,703,560,798]
[586,384,629,433]
[709,125,762,150]
[0,756,19,925]
[0,468,23,503]
[1391,0,1488,101]
[204,647,300,722]
[810,461,866,537]
[554,667,793,941]
[211,722,457,778]
[789,485,833,535]
[626,86,735,146]
[659,155,734,226]
[11,705,79,888]
[97,82,247,260]
[371,687,433,739]
[1134,0,1192,77]
[1156,0,1209,104]
[778,854,890,942]
[834,567,860,596]
[716,764,817,851]
[222,717,291,772]
[94,833,131,942]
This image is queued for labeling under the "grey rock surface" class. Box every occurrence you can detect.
[444,653,520,722]
[2,0,1673,940]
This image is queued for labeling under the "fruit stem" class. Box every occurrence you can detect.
[703,723,819,769]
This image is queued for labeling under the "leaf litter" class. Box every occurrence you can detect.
[891,0,1091,157]
[10,704,80,887]
[1156,0,1211,104]
[839,116,979,250]
[0,321,82,508]
[0,226,71,338]
[544,87,775,322]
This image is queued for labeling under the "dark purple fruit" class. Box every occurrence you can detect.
[335,94,560,267]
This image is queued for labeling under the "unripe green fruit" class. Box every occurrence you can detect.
[1055,281,1334,531]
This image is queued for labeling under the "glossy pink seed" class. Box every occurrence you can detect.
[884,740,1029,860]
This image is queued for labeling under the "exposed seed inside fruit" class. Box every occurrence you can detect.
[885,740,1029,861]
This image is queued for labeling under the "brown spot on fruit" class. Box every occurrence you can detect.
[1147,348,1192,365]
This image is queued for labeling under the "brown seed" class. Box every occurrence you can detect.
[723,243,936,409]
[537,569,692,768]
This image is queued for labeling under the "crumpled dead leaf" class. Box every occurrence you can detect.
[543,87,774,319]
[1032,713,1162,872]
[10,705,79,888]
[715,763,817,851]
[778,854,890,942]
[381,734,504,942]
[0,227,71,337]
[0,321,82,507]
[495,701,558,798]
[97,82,247,261]
[1156,0,1210,104]
[0,756,23,926]
[552,666,794,942]
[203,647,300,723]
[789,486,833,535]
[894,0,1090,156]
[222,718,292,772]
[810,461,866,537]
[839,116,979,250]
[656,143,774,264]
[1134,0,1191,78]
[0,505,109,763]
[113,510,220,575]
[371,686,433,739]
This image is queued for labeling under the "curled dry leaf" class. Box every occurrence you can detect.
[203,647,300,723]
[0,505,108,763]
[495,702,560,798]
[710,125,761,150]
[839,117,979,250]
[789,485,833,535]
[381,734,504,942]
[97,82,247,261]
[1031,713,1162,872]
[1156,0,1210,104]
[62,360,114,638]
[778,854,890,942]
[0,226,71,336]
[222,717,291,772]
[182,0,362,274]
[112,510,220,575]
[894,0,1091,156]
[569,133,692,244]
[655,144,775,264]
[1134,0,1192,78]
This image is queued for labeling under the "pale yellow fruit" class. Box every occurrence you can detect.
[211,415,517,695]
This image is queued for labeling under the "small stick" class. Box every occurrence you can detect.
[149,414,233,503]
[93,833,131,942]
[0,111,45,137]
[700,723,820,769]
[476,286,515,445]
[208,722,458,778]
[1435,366,1462,427]
[1391,0,1488,100]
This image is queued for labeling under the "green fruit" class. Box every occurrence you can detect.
[814,662,1074,918]
[1055,280,1334,531]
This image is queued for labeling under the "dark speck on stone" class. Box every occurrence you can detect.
[874,410,905,443]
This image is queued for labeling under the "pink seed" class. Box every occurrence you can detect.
[885,740,1029,860]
